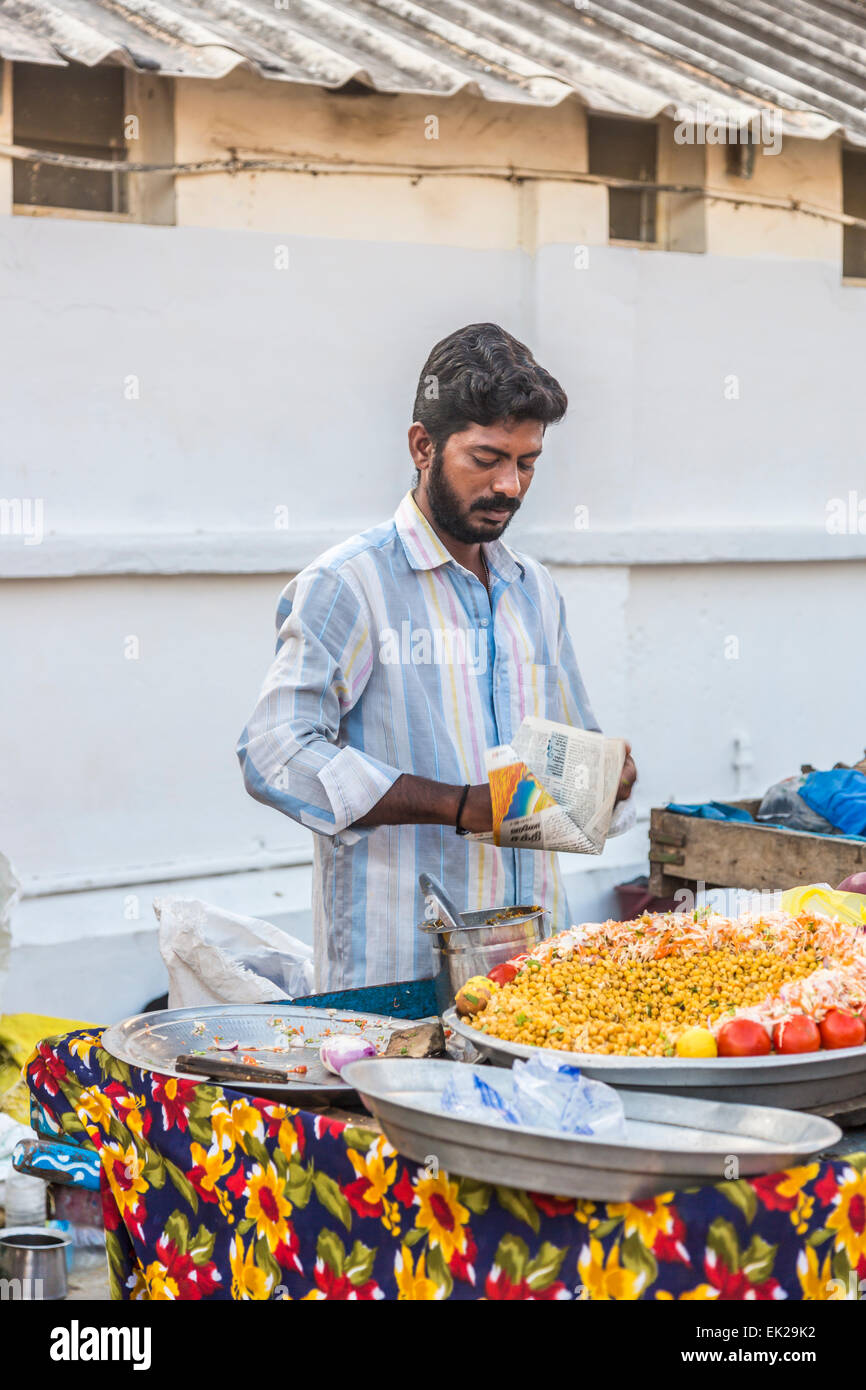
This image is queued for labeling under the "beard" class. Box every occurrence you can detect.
[425,446,521,543]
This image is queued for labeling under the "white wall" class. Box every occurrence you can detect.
[1,211,864,1021]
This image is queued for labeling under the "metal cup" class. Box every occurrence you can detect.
[0,1227,70,1301]
[419,905,549,1015]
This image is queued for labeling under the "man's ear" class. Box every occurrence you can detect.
[408,422,435,473]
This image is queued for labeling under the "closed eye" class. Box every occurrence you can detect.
[472,456,537,470]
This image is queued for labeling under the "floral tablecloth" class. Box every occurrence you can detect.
[25,1028,866,1301]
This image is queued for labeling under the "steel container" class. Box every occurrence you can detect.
[342,1057,842,1202]
[0,1227,70,1300]
[419,906,549,1015]
[447,1009,866,1111]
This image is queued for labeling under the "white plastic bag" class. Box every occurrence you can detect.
[0,1113,34,1211]
[440,1069,521,1125]
[511,1054,627,1139]
[440,1056,627,1139]
[154,896,314,1009]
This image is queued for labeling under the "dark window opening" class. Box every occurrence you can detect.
[725,142,756,180]
[588,115,658,244]
[842,147,866,280]
[13,61,127,214]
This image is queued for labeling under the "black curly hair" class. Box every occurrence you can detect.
[412,323,567,449]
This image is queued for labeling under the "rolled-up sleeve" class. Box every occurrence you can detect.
[237,566,401,841]
[555,588,602,734]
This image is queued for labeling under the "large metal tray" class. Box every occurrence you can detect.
[102,1004,400,1100]
[343,1057,841,1201]
[446,1010,866,1110]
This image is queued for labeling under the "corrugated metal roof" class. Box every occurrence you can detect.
[1,0,865,145]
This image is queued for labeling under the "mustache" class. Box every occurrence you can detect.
[471,497,521,514]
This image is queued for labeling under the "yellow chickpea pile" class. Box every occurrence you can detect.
[472,943,821,1057]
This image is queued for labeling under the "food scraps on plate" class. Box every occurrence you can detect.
[457,908,866,1059]
[178,1014,394,1082]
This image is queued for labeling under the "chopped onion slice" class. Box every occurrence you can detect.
[320,1033,377,1076]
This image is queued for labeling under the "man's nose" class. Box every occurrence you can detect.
[492,467,522,498]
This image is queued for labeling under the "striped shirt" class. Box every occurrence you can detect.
[237,490,600,990]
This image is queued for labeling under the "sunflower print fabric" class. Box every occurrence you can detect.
[25,1029,866,1301]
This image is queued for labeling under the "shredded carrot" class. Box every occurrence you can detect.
[507,909,866,1026]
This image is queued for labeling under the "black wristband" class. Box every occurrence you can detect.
[454,784,471,836]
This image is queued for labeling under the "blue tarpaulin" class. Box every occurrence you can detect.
[800,769,866,838]
[665,801,755,823]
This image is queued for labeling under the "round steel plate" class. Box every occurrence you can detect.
[446,1010,866,1109]
[343,1057,841,1201]
[102,1003,399,1099]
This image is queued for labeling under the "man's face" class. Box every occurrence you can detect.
[419,418,543,544]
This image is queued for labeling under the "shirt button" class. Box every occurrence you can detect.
[479,618,489,628]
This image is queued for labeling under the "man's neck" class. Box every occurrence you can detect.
[411,487,487,583]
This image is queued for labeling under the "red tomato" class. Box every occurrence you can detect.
[716,1019,771,1057]
[819,1009,866,1050]
[487,962,518,987]
[771,1016,821,1054]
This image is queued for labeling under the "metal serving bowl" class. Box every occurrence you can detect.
[419,905,549,1015]
[0,1227,70,1300]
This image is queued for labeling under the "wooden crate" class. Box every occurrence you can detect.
[649,799,866,898]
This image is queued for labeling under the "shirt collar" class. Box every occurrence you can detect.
[394,490,525,584]
[394,490,451,570]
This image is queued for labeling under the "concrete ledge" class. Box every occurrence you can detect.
[2,525,864,578]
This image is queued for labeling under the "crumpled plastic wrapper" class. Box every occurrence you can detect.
[441,1053,627,1139]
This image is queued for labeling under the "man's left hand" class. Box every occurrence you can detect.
[615,742,637,804]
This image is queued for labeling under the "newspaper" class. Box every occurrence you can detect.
[469,716,628,854]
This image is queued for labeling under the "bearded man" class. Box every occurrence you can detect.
[238,322,636,988]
